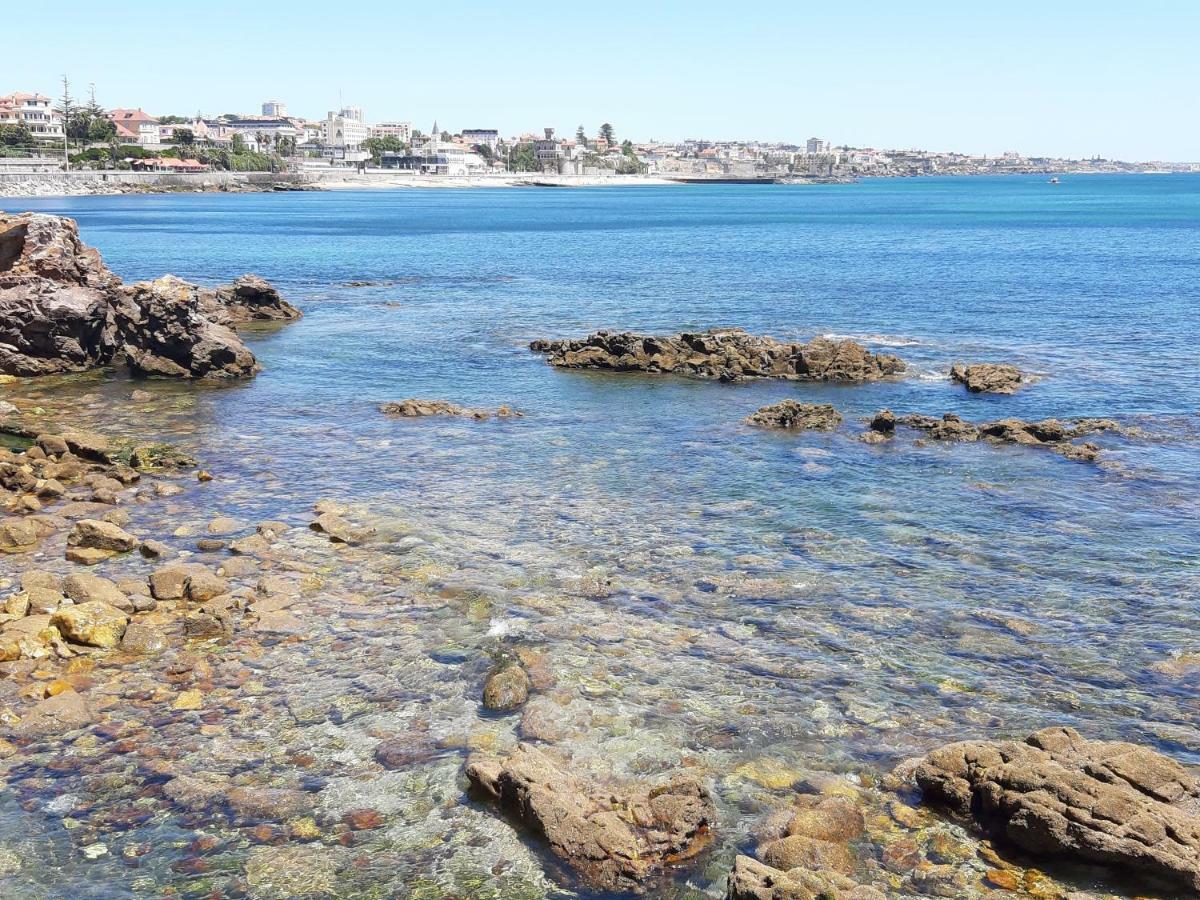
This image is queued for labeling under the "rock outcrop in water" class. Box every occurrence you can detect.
[465,743,716,893]
[379,399,522,419]
[950,362,1024,394]
[746,401,843,430]
[879,412,1130,463]
[915,726,1200,894]
[530,329,905,383]
[116,276,261,378]
[0,211,293,378]
[0,211,123,375]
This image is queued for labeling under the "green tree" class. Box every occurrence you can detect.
[599,123,615,145]
[87,116,116,143]
[507,143,540,172]
[173,128,195,146]
[576,124,587,147]
[363,135,404,164]
[621,139,634,155]
[0,124,33,147]
[231,133,247,153]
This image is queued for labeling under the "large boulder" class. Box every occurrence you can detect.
[914,726,1200,894]
[210,274,301,324]
[0,210,271,380]
[746,401,842,430]
[950,362,1023,394]
[0,212,121,375]
[465,743,716,893]
[531,329,905,383]
[116,276,261,378]
[726,854,883,900]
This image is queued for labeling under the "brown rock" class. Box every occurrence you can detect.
[950,362,1023,394]
[745,401,842,430]
[67,518,138,553]
[915,726,1200,894]
[209,274,301,324]
[62,573,130,610]
[759,833,856,876]
[725,854,884,900]
[465,743,715,893]
[226,786,314,822]
[12,688,96,736]
[531,329,905,383]
[785,796,865,843]
[121,622,167,653]
[149,563,209,600]
[51,600,129,647]
[482,663,531,711]
[309,511,372,545]
[380,398,519,419]
[184,572,228,603]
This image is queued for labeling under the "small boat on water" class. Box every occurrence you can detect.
[1048,177,1061,184]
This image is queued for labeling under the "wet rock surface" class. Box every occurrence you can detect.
[531,328,906,383]
[915,726,1200,894]
[746,401,843,430]
[950,362,1024,394]
[380,398,522,419]
[885,412,1134,463]
[465,743,716,892]
[0,211,296,379]
[116,276,261,378]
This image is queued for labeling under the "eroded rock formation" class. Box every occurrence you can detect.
[746,401,842,430]
[379,399,522,419]
[950,362,1024,394]
[915,726,1200,894]
[0,211,295,378]
[465,743,715,893]
[882,412,1130,463]
[531,329,905,383]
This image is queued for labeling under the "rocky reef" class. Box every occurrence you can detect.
[0,211,294,378]
[746,401,843,430]
[379,399,522,419]
[868,410,1132,463]
[530,328,906,383]
[465,743,716,893]
[950,362,1024,394]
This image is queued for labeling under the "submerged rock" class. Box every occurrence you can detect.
[726,854,884,900]
[915,726,1200,894]
[482,662,531,710]
[950,362,1023,394]
[746,401,842,430]
[465,743,716,893]
[531,329,905,383]
[379,399,522,419]
[51,600,129,648]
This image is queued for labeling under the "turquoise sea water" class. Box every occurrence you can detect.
[5,175,1200,897]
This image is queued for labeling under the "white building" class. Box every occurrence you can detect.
[261,100,287,117]
[461,128,499,151]
[533,128,563,168]
[0,93,64,141]
[806,137,829,155]
[372,122,412,142]
[323,106,370,150]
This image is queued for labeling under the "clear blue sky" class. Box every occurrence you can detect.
[7,1,1198,160]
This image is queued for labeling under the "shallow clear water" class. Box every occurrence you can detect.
[3,176,1200,898]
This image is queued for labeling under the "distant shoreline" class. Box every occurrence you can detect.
[0,168,1193,199]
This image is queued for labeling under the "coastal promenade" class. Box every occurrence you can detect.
[0,169,680,197]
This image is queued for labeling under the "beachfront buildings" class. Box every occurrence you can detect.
[380,131,472,175]
[461,129,499,151]
[533,128,564,169]
[806,137,829,154]
[108,108,160,146]
[323,107,370,152]
[261,100,287,117]
[372,122,412,143]
[0,93,64,142]
[225,116,300,151]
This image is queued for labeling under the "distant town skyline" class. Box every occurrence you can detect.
[7,1,1199,162]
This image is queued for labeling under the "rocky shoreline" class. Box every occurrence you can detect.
[0,210,1192,898]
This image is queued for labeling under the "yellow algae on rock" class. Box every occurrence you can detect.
[733,758,803,790]
[172,689,203,710]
